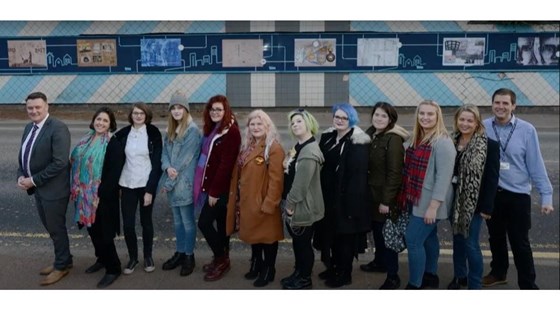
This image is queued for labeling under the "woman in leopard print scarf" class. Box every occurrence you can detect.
[449,105,500,290]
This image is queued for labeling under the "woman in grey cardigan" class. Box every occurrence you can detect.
[401,100,456,289]
[280,109,325,290]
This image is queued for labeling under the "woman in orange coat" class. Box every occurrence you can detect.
[226,109,285,287]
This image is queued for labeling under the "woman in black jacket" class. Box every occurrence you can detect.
[315,103,372,288]
[105,103,163,275]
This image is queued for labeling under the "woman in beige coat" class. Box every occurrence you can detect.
[226,109,285,287]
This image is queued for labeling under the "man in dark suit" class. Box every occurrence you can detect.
[16,92,72,286]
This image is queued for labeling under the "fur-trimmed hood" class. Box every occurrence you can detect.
[322,126,371,145]
[385,124,410,142]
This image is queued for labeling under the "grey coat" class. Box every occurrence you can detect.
[286,141,325,227]
[407,136,456,220]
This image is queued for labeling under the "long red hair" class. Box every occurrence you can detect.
[202,94,236,135]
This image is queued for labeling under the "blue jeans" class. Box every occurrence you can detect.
[452,213,484,289]
[405,215,440,287]
[172,204,196,255]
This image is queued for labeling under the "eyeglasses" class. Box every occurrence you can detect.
[209,108,224,113]
[333,115,349,121]
[132,112,146,116]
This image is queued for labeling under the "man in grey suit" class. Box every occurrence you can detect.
[16,92,73,286]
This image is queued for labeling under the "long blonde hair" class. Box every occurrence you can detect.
[166,107,191,141]
[411,100,448,146]
[241,109,281,154]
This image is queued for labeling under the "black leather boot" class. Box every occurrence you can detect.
[244,257,262,280]
[162,252,186,270]
[282,275,312,290]
[253,266,275,287]
[280,269,300,286]
[180,254,195,277]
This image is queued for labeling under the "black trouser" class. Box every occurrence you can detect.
[198,196,230,258]
[121,187,154,261]
[332,233,355,276]
[251,242,279,268]
[35,195,72,270]
[486,188,538,289]
[287,223,315,277]
[87,210,121,275]
[372,221,399,276]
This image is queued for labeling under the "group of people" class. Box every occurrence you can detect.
[17,87,554,290]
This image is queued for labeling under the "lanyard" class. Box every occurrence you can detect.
[492,118,517,157]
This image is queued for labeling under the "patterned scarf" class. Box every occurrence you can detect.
[70,130,110,227]
[398,142,432,211]
[452,133,487,237]
[193,124,220,214]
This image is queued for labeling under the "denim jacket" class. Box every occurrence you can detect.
[159,119,202,207]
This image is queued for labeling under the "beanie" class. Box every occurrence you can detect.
[169,92,189,112]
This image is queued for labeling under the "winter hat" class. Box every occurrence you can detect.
[169,91,189,112]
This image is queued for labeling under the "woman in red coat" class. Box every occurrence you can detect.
[194,95,241,282]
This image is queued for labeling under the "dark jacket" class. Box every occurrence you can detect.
[201,121,241,198]
[97,124,163,240]
[365,124,409,222]
[476,138,500,215]
[318,127,372,234]
[101,124,163,194]
[17,116,71,199]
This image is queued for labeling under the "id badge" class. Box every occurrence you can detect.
[500,162,510,170]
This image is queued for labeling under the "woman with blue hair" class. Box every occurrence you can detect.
[315,103,372,288]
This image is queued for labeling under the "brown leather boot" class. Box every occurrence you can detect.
[202,257,216,273]
[203,255,230,281]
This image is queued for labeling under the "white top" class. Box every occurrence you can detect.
[119,125,152,189]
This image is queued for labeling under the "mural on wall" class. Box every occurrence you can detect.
[443,37,485,66]
[222,39,264,67]
[77,39,117,67]
[294,39,336,67]
[141,38,182,67]
[0,32,558,74]
[7,40,47,68]
[357,38,400,67]
[517,36,559,66]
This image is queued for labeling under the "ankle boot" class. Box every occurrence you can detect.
[324,270,352,288]
[244,257,262,280]
[282,275,312,290]
[203,255,231,281]
[253,266,275,287]
[421,272,440,289]
[280,269,300,286]
[202,256,216,272]
[180,254,195,277]
[162,252,186,271]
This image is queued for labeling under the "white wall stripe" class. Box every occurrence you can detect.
[83,21,126,35]
[250,21,275,32]
[435,73,490,106]
[300,73,324,107]
[387,21,427,33]
[300,21,325,32]
[366,73,424,106]
[153,21,193,34]
[251,73,275,107]
[0,76,10,91]
[34,75,77,103]
[18,21,59,37]
[87,74,142,104]
[508,73,560,106]
[155,74,211,103]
